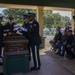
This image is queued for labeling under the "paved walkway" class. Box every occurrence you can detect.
[1,52,74,75]
[0,36,75,75]
[23,54,74,75]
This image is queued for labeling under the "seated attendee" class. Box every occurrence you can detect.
[65,25,69,31]
[66,30,75,59]
[73,34,75,54]
[56,30,68,56]
[49,26,62,51]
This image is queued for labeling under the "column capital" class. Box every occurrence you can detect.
[37,6,44,9]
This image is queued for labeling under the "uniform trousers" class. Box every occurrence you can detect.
[30,44,41,68]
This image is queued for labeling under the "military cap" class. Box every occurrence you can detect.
[8,16,14,20]
[28,13,36,17]
[23,14,28,19]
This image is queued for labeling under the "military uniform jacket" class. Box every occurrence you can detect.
[0,23,4,48]
[5,22,16,32]
[22,22,29,39]
[23,22,29,28]
[28,20,42,45]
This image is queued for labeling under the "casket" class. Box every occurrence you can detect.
[3,33,29,55]
[3,33,30,75]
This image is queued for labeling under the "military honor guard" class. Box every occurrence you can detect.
[22,14,31,61]
[28,13,42,70]
[0,15,4,66]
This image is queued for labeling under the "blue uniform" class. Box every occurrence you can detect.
[0,23,4,58]
[29,20,42,68]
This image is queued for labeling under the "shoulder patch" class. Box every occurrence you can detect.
[34,24,36,26]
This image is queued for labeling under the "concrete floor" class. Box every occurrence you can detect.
[0,36,75,75]
[0,53,75,75]
[23,54,75,75]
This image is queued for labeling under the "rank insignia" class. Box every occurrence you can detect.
[34,24,36,26]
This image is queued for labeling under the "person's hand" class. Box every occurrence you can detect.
[67,44,71,47]
[57,40,60,43]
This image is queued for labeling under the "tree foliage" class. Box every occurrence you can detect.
[2,9,71,29]
[43,10,71,30]
[2,8,36,23]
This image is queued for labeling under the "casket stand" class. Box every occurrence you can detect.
[3,33,30,75]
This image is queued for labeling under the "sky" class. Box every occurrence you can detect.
[53,10,72,19]
[0,8,6,13]
[0,8,72,19]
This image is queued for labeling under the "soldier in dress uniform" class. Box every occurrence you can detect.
[28,13,42,70]
[0,15,4,65]
[4,16,16,33]
[22,14,31,61]
[22,14,29,37]
[23,14,29,28]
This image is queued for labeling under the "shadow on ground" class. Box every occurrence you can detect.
[44,50,75,74]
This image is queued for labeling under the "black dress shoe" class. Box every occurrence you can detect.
[60,54,64,56]
[35,67,40,70]
[29,57,31,61]
[30,66,40,71]
[30,66,36,70]
[0,62,3,65]
[69,57,74,59]
[0,73,3,75]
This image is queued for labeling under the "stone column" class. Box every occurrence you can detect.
[72,9,75,34]
[37,6,46,48]
[37,6,44,36]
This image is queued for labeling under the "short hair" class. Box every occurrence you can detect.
[57,26,60,29]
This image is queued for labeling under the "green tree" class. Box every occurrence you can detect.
[2,9,71,29]
[53,13,66,27]
[44,10,71,29]
[2,8,36,24]
[43,10,54,30]
[62,16,71,25]
[43,11,67,30]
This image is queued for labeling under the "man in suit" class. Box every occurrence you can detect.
[23,14,29,28]
[54,26,62,43]
[66,30,75,59]
[28,13,42,70]
[50,26,62,50]
[22,14,29,37]
[57,30,68,56]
